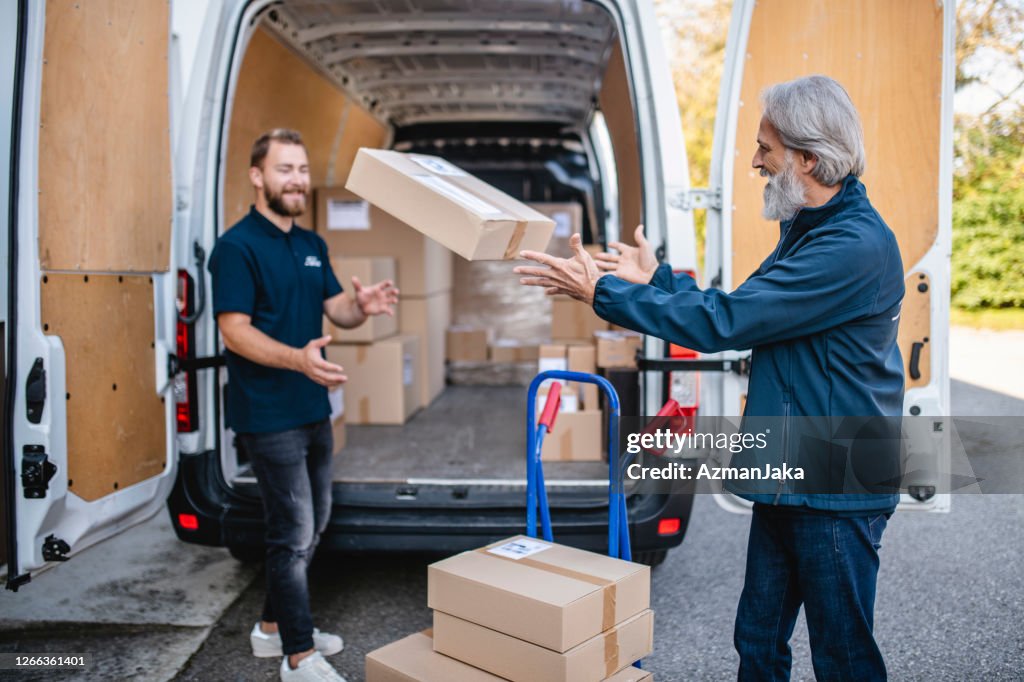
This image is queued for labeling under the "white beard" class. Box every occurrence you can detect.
[761,153,807,222]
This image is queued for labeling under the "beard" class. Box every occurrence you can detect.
[761,153,806,222]
[264,184,307,218]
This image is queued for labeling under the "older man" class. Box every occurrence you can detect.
[517,75,903,680]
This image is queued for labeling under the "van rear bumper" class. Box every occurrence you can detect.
[167,450,694,556]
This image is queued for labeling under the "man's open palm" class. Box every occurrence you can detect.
[594,224,659,284]
[352,276,399,316]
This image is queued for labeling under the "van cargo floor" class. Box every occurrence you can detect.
[333,385,608,483]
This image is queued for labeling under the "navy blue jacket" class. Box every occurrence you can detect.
[594,176,904,514]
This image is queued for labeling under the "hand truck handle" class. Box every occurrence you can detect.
[538,382,562,430]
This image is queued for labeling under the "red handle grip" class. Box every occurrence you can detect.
[538,382,562,430]
[656,399,684,417]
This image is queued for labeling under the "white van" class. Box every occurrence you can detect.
[2,0,954,587]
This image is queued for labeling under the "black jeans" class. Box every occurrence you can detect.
[238,418,333,655]
[734,504,890,681]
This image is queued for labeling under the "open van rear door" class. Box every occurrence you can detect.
[4,1,180,588]
[704,0,955,512]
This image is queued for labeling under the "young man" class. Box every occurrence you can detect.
[516,76,903,680]
[209,129,398,682]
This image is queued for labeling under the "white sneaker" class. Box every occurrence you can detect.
[279,651,347,682]
[251,622,344,658]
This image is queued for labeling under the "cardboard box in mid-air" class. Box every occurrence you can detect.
[346,149,556,261]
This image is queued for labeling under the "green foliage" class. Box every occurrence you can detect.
[951,113,1024,309]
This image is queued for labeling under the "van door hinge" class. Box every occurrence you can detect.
[25,357,46,424]
[21,445,57,499]
[42,535,71,562]
[670,188,722,211]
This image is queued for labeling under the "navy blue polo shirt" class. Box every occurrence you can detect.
[208,206,343,434]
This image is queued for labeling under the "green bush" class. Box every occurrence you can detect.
[951,113,1024,309]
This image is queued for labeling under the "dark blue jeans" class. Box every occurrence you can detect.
[238,418,334,656]
[734,503,890,681]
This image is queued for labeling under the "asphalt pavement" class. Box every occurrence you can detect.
[1,327,1021,681]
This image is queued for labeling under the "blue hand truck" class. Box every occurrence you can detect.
[525,370,633,561]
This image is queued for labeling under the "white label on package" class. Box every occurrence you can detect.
[487,538,552,560]
[411,155,467,176]
[412,174,503,216]
[328,387,344,420]
[552,211,572,238]
[327,199,370,230]
[403,354,414,386]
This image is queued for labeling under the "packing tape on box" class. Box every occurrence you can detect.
[503,220,529,260]
[604,627,620,677]
[359,397,370,422]
[357,346,368,364]
[477,548,617,631]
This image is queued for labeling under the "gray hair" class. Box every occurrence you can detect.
[761,75,865,186]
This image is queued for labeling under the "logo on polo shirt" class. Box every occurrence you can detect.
[304,255,322,268]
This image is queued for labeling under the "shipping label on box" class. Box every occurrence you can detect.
[326,198,370,230]
[432,610,654,682]
[324,257,398,343]
[345,148,555,261]
[427,536,650,653]
[325,335,420,424]
[529,202,584,257]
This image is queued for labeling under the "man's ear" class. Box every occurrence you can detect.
[249,165,264,191]
[796,150,817,175]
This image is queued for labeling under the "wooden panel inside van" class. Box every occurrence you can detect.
[41,274,166,502]
[224,26,389,227]
[38,0,172,272]
[599,41,643,246]
[730,0,943,283]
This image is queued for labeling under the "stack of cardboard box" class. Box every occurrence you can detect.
[366,536,654,681]
[315,187,452,425]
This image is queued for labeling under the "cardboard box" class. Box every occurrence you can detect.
[316,187,452,297]
[346,149,555,261]
[365,631,650,682]
[400,293,451,407]
[552,296,609,342]
[489,339,539,363]
[365,630,505,682]
[432,609,654,682]
[541,409,603,461]
[595,330,643,369]
[324,257,398,343]
[326,335,419,424]
[604,668,653,682]
[567,344,599,409]
[447,326,490,362]
[529,202,584,258]
[328,387,346,454]
[427,536,650,653]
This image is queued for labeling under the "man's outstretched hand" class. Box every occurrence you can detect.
[593,224,659,285]
[293,335,347,388]
[352,276,399,317]
[515,233,602,305]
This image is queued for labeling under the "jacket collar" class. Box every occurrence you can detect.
[782,175,863,235]
[248,205,292,239]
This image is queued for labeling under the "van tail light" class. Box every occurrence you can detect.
[175,269,199,433]
[177,513,199,531]
[658,517,682,535]
[668,270,700,417]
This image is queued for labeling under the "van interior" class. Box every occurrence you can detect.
[216,1,646,503]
